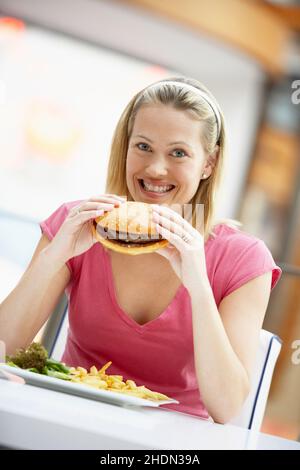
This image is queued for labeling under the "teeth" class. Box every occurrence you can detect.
[142,180,174,193]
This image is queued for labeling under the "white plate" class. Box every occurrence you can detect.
[0,364,179,408]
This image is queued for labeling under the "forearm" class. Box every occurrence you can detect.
[189,279,250,424]
[0,248,66,354]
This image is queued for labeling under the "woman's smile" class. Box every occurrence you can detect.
[137,178,176,199]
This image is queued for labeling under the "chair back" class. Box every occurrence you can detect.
[229,329,282,431]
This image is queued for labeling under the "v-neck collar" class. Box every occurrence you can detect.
[101,225,220,334]
[102,247,185,334]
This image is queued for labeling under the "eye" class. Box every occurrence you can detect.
[172,149,187,158]
[136,142,151,152]
[135,142,188,158]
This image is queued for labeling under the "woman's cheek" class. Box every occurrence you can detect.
[126,152,139,171]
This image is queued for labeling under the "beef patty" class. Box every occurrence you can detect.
[93,220,163,246]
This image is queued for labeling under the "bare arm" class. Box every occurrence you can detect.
[190,271,272,424]
[0,194,126,356]
[0,234,71,355]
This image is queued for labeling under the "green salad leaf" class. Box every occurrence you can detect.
[6,342,71,380]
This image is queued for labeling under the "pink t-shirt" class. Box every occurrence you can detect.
[40,200,282,420]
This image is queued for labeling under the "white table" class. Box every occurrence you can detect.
[0,381,299,450]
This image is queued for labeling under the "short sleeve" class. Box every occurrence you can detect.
[39,201,81,277]
[221,237,282,300]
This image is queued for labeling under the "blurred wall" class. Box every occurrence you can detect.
[0,0,266,222]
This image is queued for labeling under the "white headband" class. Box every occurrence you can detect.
[147,80,221,140]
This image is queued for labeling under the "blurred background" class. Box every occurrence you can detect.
[0,0,299,441]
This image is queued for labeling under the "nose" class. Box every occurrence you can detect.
[144,155,169,178]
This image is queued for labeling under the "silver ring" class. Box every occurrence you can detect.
[182,234,190,243]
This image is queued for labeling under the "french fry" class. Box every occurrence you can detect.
[89,366,98,376]
[98,361,112,374]
[68,361,171,402]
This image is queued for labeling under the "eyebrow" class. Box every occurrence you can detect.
[133,134,193,149]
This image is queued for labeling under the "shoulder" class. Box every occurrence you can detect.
[206,221,278,276]
[207,222,262,250]
[206,222,282,296]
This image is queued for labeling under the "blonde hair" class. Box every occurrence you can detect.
[105,76,242,243]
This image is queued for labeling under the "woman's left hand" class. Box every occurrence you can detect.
[151,204,209,293]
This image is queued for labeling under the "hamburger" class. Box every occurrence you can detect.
[92,201,169,255]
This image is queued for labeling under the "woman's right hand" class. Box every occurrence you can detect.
[44,194,127,264]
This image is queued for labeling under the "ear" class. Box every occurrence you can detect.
[202,145,219,177]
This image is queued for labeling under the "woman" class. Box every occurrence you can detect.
[0,76,282,423]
